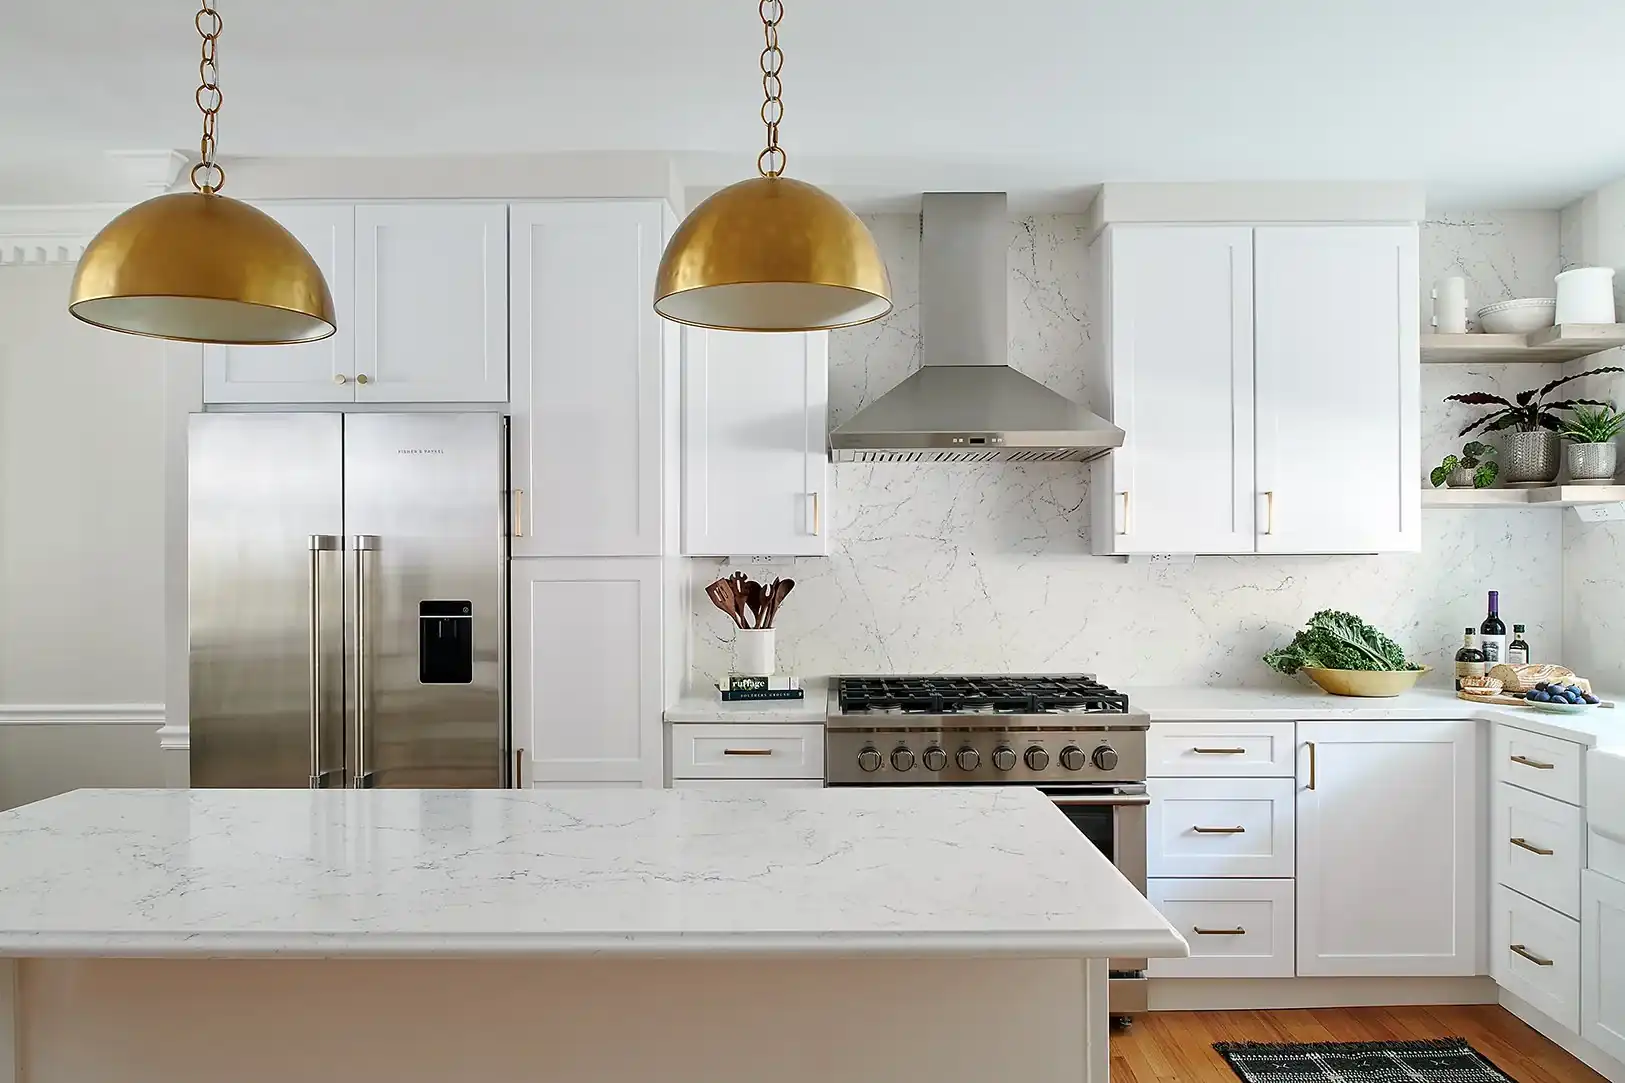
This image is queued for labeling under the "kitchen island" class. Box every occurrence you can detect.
[0,786,1184,1083]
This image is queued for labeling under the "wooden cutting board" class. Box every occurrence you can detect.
[1458,691,1616,709]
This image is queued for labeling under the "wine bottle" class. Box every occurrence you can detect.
[1454,627,1485,690]
[1509,625,1531,666]
[1479,591,1508,665]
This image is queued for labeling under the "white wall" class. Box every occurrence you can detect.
[691,211,1567,687]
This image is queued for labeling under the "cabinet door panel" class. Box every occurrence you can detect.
[1254,225,1419,553]
[354,203,508,403]
[510,558,662,785]
[1100,226,1254,554]
[510,202,665,556]
[683,329,829,556]
[203,202,355,403]
[1296,720,1479,975]
[1581,869,1625,1062]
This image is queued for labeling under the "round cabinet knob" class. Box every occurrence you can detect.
[891,746,915,772]
[1025,746,1050,770]
[1092,745,1120,771]
[857,747,883,773]
[1059,746,1087,771]
[955,747,981,772]
[355,373,371,385]
[333,374,349,385]
[991,746,1017,772]
[921,746,948,772]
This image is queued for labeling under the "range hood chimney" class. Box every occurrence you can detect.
[829,192,1124,463]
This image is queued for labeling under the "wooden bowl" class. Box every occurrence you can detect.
[1301,666,1430,698]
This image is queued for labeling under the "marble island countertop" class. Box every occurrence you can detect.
[0,787,1186,960]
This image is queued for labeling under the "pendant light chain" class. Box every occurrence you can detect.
[756,0,786,178]
[191,1,226,193]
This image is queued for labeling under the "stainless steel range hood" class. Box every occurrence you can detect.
[829,192,1124,463]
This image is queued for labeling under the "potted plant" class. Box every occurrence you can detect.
[1429,441,1498,489]
[1561,402,1624,482]
[1445,365,1623,484]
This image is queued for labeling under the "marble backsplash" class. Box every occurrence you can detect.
[691,211,1568,688]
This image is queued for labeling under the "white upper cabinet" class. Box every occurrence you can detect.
[1254,225,1419,553]
[509,201,668,557]
[354,203,509,403]
[683,329,830,556]
[1096,226,1254,555]
[203,202,356,403]
[1296,720,1480,976]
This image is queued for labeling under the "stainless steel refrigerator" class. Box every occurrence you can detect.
[189,412,508,788]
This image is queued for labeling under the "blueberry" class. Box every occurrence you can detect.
[1569,692,1585,704]
[1584,694,1600,705]
[1527,691,1548,702]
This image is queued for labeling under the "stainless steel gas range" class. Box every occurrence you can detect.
[825,674,1151,1021]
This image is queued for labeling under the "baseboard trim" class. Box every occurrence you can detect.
[1501,989,1625,1083]
[1149,976,1498,1012]
[0,704,165,726]
[156,723,190,752]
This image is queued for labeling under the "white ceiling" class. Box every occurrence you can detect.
[5,0,1625,209]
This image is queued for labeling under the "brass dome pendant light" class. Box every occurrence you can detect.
[69,2,335,345]
[653,0,891,332]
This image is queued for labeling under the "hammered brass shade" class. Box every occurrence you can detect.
[69,192,336,345]
[654,176,892,332]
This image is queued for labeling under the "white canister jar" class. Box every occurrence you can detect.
[734,628,776,677]
[1554,266,1617,325]
[1432,276,1469,333]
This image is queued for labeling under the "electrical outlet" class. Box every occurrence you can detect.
[732,555,793,568]
[1571,502,1625,523]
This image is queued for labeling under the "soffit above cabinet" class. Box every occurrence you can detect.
[1085,182,1425,242]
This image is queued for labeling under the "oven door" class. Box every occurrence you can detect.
[1041,783,1149,1014]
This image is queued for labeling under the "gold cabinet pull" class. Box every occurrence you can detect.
[513,748,525,788]
[511,488,524,538]
[1510,754,1555,770]
[1118,491,1130,535]
[1510,837,1554,856]
[810,491,822,536]
[1263,490,1276,534]
[722,748,774,756]
[1307,740,1317,790]
[355,373,370,385]
[1192,747,1247,755]
[1194,927,1246,936]
[1193,825,1246,834]
[1510,944,1554,966]
[333,373,349,385]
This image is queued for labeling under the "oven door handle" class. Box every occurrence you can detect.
[1048,794,1152,807]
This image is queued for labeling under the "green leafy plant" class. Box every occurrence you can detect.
[1561,402,1625,444]
[1445,366,1623,435]
[1430,441,1498,488]
[1262,610,1422,674]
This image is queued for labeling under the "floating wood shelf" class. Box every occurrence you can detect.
[1421,324,1625,364]
[1423,484,1625,508]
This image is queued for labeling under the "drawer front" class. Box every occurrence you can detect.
[1493,885,1580,1031]
[669,724,825,779]
[1148,777,1295,878]
[1495,724,1583,806]
[671,778,823,789]
[1147,878,1294,978]
[1148,721,1296,777]
[1494,782,1584,919]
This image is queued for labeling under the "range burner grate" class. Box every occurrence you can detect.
[837,675,1128,715]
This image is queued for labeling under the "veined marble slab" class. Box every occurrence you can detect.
[0,787,1185,960]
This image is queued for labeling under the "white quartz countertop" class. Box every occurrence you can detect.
[665,677,828,724]
[0,787,1186,960]
[1128,683,1624,747]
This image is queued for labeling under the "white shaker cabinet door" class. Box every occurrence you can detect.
[1582,869,1625,1063]
[1254,225,1420,554]
[353,202,509,403]
[1296,720,1480,976]
[1095,225,1254,555]
[683,328,830,556]
[510,557,663,786]
[202,202,355,403]
[509,201,669,557]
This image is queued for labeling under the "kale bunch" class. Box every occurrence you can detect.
[1262,610,1420,674]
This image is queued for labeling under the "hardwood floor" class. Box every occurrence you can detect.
[1112,1006,1608,1083]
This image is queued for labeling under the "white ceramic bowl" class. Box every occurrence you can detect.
[1478,297,1556,334]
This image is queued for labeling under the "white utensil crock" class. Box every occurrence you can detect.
[1432,277,1468,333]
[734,628,776,677]
[1555,267,1617,325]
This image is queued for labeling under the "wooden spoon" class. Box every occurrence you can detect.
[765,577,795,629]
[743,580,765,629]
[705,579,746,629]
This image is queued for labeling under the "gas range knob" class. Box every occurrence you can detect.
[955,747,981,771]
[1025,746,1050,770]
[891,746,916,772]
[921,746,948,772]
[1092,745,1120,771]
[991,746,1017,772]
[856,747,883,773]
[1059,746,1087,771]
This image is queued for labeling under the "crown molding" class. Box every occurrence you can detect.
[0,204,122,265]
[105,149,189,196]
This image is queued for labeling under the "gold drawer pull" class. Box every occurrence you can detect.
[1510,754,1556,770]
[1193,825,1247,834]
[1510,944,1554,967]
[1192,747,1247,755]
[1194,926,1246,936]
[1511,837,1554,856]
[722,748,774,756]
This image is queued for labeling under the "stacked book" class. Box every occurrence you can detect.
[717,675,803,702]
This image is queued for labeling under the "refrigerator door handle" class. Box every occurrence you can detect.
[308,535,343,788]
[352,534,380,788]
